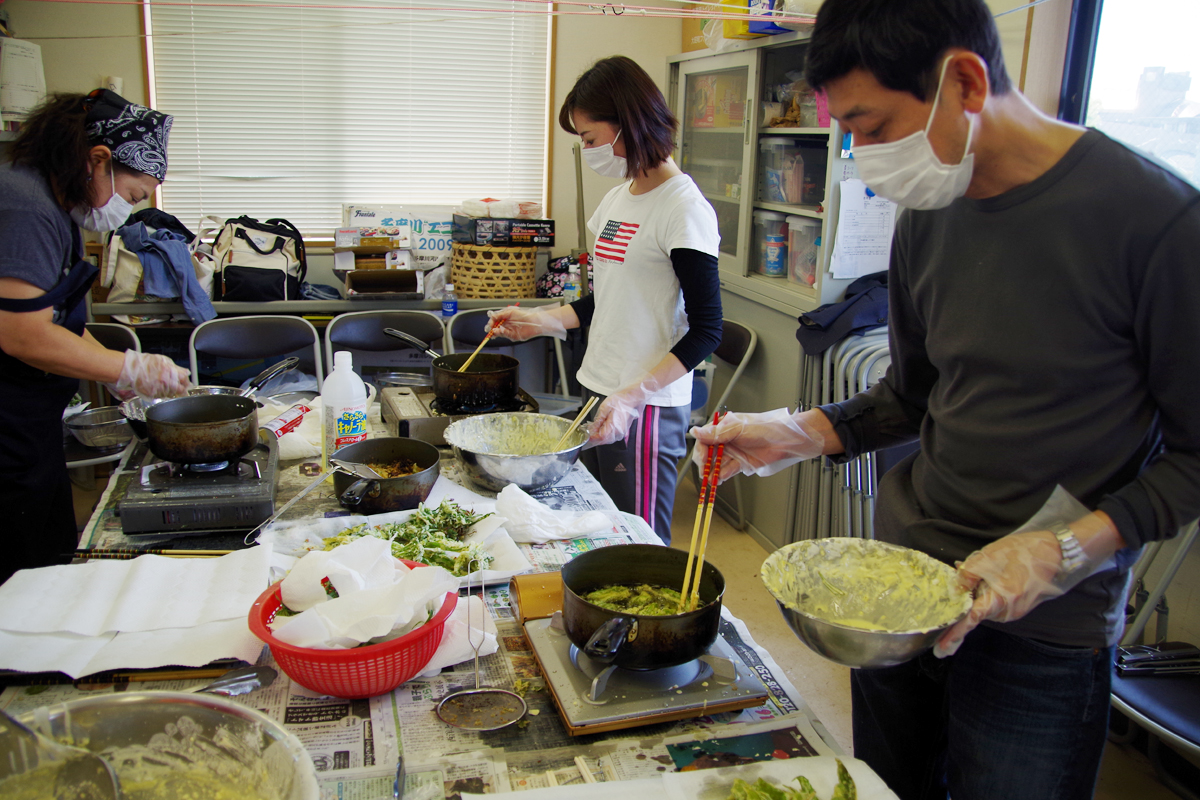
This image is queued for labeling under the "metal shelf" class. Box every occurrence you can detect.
[757,127,830,136]
[754,201,823,219]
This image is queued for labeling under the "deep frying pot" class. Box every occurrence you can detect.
[331,437,441,514]
[383,328,519,408]
[140,359,297,464]
[561,544,726,671]
[145,394,258,464]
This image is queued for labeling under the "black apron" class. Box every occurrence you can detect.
[0,228,98,583]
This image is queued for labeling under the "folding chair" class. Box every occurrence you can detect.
[679,319,758,531]
[86,322,141,354]
[324,310,444,381]
[189,315,323,387]
[1109,521,1200,800]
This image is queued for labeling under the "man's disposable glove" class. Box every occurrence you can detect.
[112,350,191,399]
[933,530,1072,658]
[690,408,825,483]
[485,306,568,342]
[588,374,668,446]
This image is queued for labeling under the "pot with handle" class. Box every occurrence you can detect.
[383,328,520,409]
[561,544,726,670]
[331,437,441,514]
[142,358,298,464]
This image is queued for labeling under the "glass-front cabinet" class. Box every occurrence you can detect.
[671,35,852,316]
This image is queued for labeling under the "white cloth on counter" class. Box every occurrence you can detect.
[418,594,497,677]
[0,547,271,636]
[495,484,611,543]
[271,537,459,650]
[0,548,272,679]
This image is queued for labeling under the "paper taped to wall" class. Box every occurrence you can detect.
[0,38,46,122]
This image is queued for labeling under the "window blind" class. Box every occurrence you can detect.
[148,0,550,235]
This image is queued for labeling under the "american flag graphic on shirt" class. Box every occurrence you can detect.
[594,219,640,263]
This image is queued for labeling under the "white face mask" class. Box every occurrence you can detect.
[582,129,628,179]
[71,167,134,232]
[852,57,976,210]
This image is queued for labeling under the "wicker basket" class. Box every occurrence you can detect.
[451,243,536,299]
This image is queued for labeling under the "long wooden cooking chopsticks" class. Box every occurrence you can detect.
[554,395,598,452]
[679,411,726,613]
[458,302,519,373]
[70,549,233,561]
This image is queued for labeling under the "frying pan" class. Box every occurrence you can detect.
[383,328,519,409]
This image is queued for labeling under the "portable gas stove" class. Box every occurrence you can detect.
[118,438,279,535]
[380,386,539,446]
[525,611,769,736]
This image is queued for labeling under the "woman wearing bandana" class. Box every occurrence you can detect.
[488,57,722,544]
[0,89,191,583]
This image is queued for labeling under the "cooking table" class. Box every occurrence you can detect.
[16,409,859,799]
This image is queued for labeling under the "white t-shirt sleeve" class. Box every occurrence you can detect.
[661,192,720,257]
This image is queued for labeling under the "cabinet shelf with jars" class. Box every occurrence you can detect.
[670,33,857,316]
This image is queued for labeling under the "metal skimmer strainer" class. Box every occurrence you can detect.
[435,563,526,731]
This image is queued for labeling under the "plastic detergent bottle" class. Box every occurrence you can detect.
[442,283,458,318]
[321,351,368,468]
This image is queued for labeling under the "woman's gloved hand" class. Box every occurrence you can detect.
[588,374,668,446]
[113,350,191,399]
[690,408,825,483]
[485,306,567,342]
[933,530,1068,658]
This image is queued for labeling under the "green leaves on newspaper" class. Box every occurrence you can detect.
[321,500,495,576]
[727,759,855,800]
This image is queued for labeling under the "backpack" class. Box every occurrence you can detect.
[212,216,307,301]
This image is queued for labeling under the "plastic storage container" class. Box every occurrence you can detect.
[322,351,368,465]
[787,215,821,287]
[759,137,804,204]
[753,210,789,277]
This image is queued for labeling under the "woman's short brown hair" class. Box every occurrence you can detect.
[559,56,677,179]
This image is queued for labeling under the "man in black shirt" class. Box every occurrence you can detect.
[691,1,1200,798]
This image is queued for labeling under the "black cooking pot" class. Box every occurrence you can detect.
[139,359,298,465]
[331,437,441,514]
[561,544,725,671]
[145,394,258,465]
[383,328,519,409]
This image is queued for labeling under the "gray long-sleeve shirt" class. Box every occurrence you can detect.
[820,130,1200,646]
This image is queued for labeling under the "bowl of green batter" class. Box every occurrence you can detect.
[761,538,972,668]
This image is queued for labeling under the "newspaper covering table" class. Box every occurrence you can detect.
[47,415,845,798]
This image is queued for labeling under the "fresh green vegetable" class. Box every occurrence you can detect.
[582,583,686,616]
[320,500,494,576]
[725,760,852,800]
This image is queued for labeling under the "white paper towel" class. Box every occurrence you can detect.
[494,484,610,543]
[0,546,272,636]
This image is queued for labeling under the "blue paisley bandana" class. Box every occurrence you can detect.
[83,89,173,182]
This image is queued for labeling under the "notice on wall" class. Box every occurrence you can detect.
[0,38,46,122]
[830,179,896,279]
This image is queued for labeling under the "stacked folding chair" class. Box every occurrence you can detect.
[794,329,890,541]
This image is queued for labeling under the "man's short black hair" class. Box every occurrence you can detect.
[806,0,1012,102]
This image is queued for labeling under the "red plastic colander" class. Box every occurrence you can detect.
[248,560,457,699]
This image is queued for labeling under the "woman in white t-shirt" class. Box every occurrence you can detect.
[487,56,722,543]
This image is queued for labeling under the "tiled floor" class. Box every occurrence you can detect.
[67,468,1186,798]
[665,483,1186,800]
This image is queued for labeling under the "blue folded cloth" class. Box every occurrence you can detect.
[118,223,217,325]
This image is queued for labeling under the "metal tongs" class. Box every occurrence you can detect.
[1116,641,1200,676]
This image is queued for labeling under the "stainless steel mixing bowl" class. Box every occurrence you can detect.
[762,538,972,669]
[8,691,319,800]
[444,412,588,492]
[64,406,133,451]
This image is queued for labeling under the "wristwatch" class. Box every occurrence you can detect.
[1051,524,1088,584]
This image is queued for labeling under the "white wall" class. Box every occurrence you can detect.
[7,0,146,104]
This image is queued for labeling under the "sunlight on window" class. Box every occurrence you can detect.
[1087,0,1200,183]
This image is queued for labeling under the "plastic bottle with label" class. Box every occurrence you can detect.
[562,262,581,302]
[442,284,458,319]
[321,351,368,468]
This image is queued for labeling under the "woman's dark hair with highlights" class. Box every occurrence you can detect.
[559,56,677,179]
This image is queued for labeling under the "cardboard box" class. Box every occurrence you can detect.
[682,3,708,52]
[451,214,554,247]
[345,269,423,300]
[334,224,411,249]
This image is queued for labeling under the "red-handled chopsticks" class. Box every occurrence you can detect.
[679,411,726,613]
